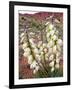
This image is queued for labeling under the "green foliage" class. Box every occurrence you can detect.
[35,67,63,78]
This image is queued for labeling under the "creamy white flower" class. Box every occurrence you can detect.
[56,58,60,64]
[28,55,33,64]
[47,38,50,42]
[30,64,33,69]
[45,57,48,61]
[30,61,37,69]
[43,43,47,48]
[20,33,24,38]
[22,43,28,49]
[29,38,34,44]
[40,51,44,55]
[45,22,49,25]
[49,24,54,30]
[24,48,31,53]
[43,48,48,53]
[29,32,35,35]
[57,39,63,46]
[46,33,50,39]
[49,61,54,67]
[47,43,50,48]
[52,35,58,41]
[55,64,59,69]
[50,30,55,36]
[20,37,24,43]
[35,66,39,71]
[48,48,53,54]
[28,59,33,65]
[39,46,43,52]
[51,67,54,72]
[31,44,36,49]
[49,54,54,61]
[35,54,41,61]
[23,51,30,57]
[33,69,37,74]
[53,45,57,53]
[37,41,42,48]
[48,40,54,47]
[34,48,39,54]
[57,45,61,52]
[56,52,61,57]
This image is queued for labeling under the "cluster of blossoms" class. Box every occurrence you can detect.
[20,32,41,74]
[45,22,63,72]
[20,21,63,75]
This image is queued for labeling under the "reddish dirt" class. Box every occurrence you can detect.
[19,56,34,79]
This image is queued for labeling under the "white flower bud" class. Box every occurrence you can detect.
[53,45,57,53]
[44,48,48,53]
[49,61,54,67]
[48,48,53,54]
[55,64,59,69]
[20,37,24,43]
[48,40,54,47]
[57,39,63,46]
[20,33,24,38]
[43,43,47,48]
[56,52,61,57]
[52,35,58,41]
[37,41,42,48]
[22,43,28,49]
[35,54,41,61]
[35,66,39,71]
[47,38,50,42]
[34,48,39,54]
[49,24,54,30]
[50,30,55,36]
[23,52,30,57]
[28,55,33,64]
[57,45,61,52]
[40,46,43,51]
[28,59,33,65]
[46,33,50,38]
[51,67,54,72]
[49,54,54,61]
[33,69,37,74]
[29,32,35,35]
[29,38,34,44]
[45,22,49,25]
[56,58,60,64]
[30,61,37,69]
[24,48,31,53]
[47,43,50,48]
[31,44,36,49]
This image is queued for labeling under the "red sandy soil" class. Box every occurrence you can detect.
[19,56,34,79]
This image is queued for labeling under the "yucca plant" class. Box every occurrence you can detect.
[19,16,63,78]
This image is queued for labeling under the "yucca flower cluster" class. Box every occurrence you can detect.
[20,21,63,76]
[45,22,63,72]
[20,31,41,74]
